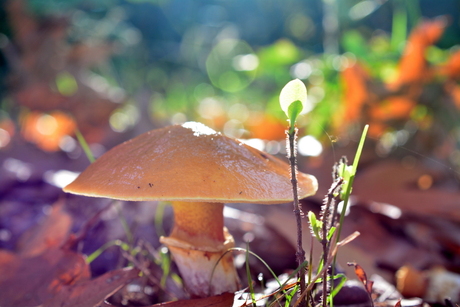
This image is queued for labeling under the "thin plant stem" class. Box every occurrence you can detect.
[294,231,360,307]
[321,217,329,307]
[321,178,343,307]
[287,127,306,307]
[336,125,368,244]
[75,128,95,163]
[307,242,313,305]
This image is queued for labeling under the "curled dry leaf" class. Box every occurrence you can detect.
[347,262,374,295]
[392,18,446,87]
[0,248,90,307]
[42,267,141,307]
[16,200,72,256]
[150,292,234,307]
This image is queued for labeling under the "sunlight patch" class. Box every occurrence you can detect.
[182,121,219,137]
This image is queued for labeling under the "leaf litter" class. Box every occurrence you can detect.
[0,200,140,307]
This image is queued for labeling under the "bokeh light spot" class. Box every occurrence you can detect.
[417,174,433,190]
[55,72,78,96]
[36,114,58,136]
[298,135,323,156]
[290,62,312,79]
[206,39,256,92]
[232,54,259,71]
[0,128,11,148]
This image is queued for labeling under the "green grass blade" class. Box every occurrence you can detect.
[86,239,129,263]
[245,242,257,307]
[75,128,95,163]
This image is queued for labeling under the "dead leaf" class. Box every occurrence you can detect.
[5,0,122,146]
[42,267,140,307]
[150,292,234,307]
[0,248,90,307]
[438,50,460,79]
[392,18,446,87]
[347,262,373,295]
[17,200,72,256]
[337,19,449,137]
[353,160,460,221]
[341,63,372,124]
[369,97,416,122]
[445,82,460,109]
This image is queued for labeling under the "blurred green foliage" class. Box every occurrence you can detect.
[1,0,460,154]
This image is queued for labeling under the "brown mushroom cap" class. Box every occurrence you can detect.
[64,122,317,203]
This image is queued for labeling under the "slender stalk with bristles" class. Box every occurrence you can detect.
[287,127,307,307]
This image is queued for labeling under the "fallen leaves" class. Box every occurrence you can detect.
[0,201,140,307]
[16,201,72,256]
[347,262,373,296]
[392,18,447,87]
[4,0,122,149]
[0,248,91,306]
[338,17,460,138]
[353,160,460,221]
[150,292,234,307]
[43,267,140,307]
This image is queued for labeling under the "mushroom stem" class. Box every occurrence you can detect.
[170,201,225,248]
[160,201,239,297]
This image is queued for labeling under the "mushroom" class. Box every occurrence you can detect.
[63,121,317,297]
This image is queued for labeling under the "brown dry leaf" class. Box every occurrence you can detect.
[337,19,448,137]
[347,262,373,295]
[0,249,16,268]
[0,247,90,307]
[5,0,122,145]
[392,18,446,87]
[369,96,416,122]
[96,302,116,307]
[16,200,72,256]
[445,82,460,109]
[353,160,460,221]
[14,82,67,111]
[42,267,140,307]
[341,63,372,123]
[438,50,460,79]
[150,292,234,307]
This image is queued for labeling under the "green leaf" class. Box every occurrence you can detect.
[279,79,307,128]
[308,211,322,240]
[287,100,303,127]
[327,226,336,241]
[338,162,354,199]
